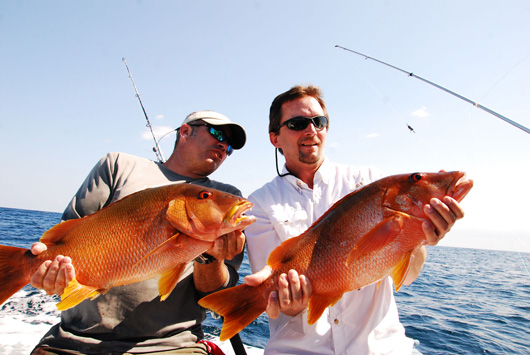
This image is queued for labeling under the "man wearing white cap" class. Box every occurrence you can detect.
[29,111,247,355]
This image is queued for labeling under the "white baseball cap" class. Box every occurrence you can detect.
[182,110,246,149]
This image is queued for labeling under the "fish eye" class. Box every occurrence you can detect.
[410,173,423,182]
[198,190,212,200]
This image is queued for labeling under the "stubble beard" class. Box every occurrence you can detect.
[298,148,322,165]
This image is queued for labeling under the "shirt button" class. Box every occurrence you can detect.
[334,319,339,325]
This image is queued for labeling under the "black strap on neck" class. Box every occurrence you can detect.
[275,148,292,178]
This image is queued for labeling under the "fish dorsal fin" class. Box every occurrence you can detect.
[56,278,102,311]
[166,199,192,232]
[267,235,303,269]
[347,214,404,265]
[307,293,342,325]
[134,232,183,267]
[159,263,187,300]
[391,250,414,292]
[40,219,83,246]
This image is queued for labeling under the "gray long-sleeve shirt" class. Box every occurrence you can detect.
[36,152,243,354]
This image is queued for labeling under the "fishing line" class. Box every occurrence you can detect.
[335,46,530,135]
[478,49,530,103]
[337,46,530,260]
[468,51,530,267]
[342,52,437,156]
[339,45,530,325]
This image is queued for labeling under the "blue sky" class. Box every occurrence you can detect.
[1,1,529,252]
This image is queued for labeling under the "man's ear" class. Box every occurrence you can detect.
[269,131,280,148]
[179,124,191,140]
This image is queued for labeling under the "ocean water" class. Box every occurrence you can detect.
[0,206,529,354]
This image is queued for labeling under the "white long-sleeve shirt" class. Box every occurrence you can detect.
[246,158,414,355]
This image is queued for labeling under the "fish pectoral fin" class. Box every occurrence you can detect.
[133,233,183,267]
[391,250,414,292]
[40,218,82,246]
[347,214,405,265]
[307,293,342,325]
[56,278,102,311]
[267,234,302,268]
[158,263,187,301]
[166,199,192,232]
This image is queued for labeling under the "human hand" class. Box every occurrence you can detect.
[29,242,75,296]
[422,196,465,246]
[245,266,312,319]
[205,230,245,261]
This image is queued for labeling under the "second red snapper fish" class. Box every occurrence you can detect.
[199,171,473,341]
[0,183,255,310]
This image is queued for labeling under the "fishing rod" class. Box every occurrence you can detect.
[335,45,530,135]
[122,58,166,162]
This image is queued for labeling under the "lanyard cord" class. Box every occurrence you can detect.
[275,148,292,177]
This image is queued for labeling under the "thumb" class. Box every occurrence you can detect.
[244,265,273,286]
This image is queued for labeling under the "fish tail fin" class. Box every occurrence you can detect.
[0,245,33,306]
[57,278,101,311]
[199,283,267,341]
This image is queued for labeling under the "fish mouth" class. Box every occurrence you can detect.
[224,201,256,227]
[449,172,474,202]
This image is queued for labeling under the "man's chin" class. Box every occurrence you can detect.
[299,151,323,165]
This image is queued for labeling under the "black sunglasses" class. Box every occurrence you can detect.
[279,116,329,131]
[189,124,234,156]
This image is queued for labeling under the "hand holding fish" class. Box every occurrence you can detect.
[194,230,247,293]
[199,171,474,341]
[244,191,467,319]
[205,230,246,262]
[30,243,74,296]
[423,196,465,245]
[0,183,255,310]
[246,267,312,318]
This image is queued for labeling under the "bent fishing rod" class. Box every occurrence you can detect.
[124,57,247,355]
[122,58,166,162]
[335,45,530,135]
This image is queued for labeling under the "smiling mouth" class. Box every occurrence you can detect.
[300,141,319,148]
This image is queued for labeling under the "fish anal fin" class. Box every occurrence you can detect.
[267,235,303,269]
[134,232,183,267]
[391,250,414,292]
[347,214,404,265]
[57,278,102,311]
[307,293,342,325]
[40,219,82,246]
[159,263,187,301]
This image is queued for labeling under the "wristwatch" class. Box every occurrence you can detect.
[194,253,217,264]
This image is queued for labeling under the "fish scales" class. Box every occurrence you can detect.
[0,183,255,310]
[199,171,473,341]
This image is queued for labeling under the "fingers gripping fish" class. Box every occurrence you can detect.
[199,171,473,341]
[0,183,256,310]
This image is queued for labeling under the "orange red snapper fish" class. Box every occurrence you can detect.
[0,183,255,311]
[199,171,473,341]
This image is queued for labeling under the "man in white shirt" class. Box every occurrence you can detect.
[245,85,466,354]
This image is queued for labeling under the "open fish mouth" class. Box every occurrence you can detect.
[451,172,473,202]
[224,201,255,227]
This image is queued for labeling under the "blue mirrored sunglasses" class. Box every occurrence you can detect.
[189,124,234,156]
[279,115,329,131]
